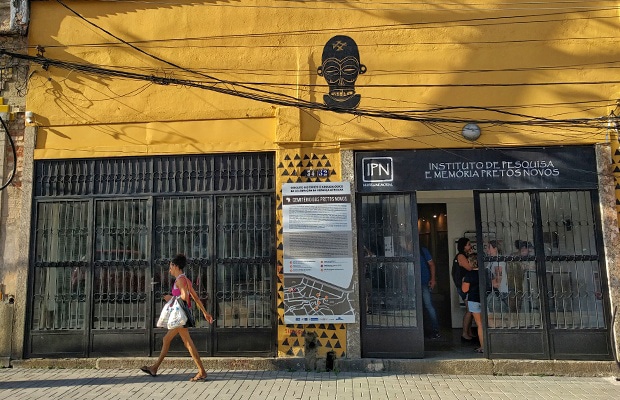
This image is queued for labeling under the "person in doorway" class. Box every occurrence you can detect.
[452,237,476,344]
[419,242,441,339]
[462,261,484,353]
[506,240,534,313]
[486,240,509,310]
[140,254,213,381]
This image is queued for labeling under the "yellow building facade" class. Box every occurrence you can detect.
[8,0,619,362]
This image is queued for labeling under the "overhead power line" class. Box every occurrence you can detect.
[0,49,611,130]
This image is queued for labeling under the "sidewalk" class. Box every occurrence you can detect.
[1,367,619,400]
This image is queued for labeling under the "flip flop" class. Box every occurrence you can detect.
[189,375,208,382]
[140,366,156,377]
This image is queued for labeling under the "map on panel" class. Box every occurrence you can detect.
[282,182,356,324]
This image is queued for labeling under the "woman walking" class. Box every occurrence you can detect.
[140,254,213,381]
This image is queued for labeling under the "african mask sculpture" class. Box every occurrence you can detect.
[317,35,366,109]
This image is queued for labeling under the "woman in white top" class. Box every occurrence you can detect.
[486,240,508,310]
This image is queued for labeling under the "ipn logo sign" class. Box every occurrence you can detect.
[362,157,393,182]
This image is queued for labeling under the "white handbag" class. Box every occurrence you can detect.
[156,297,175,328]
[167,297,189,329]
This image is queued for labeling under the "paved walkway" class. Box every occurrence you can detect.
[1,368,619,399]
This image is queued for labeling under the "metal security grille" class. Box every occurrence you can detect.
[216,195,273,328]
[34,153,275,197]
[92,199,149,330]
[359,194,417,328]
[478,192,541,330]
[479,191,605,330]
[152,196,212,328]
[32,201,89,330]
[539,191,605,330]
[29,153,275,357]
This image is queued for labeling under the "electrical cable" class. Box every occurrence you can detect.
[8,49,616,130]
[91,0,620,13]
[0,115,17,190]
[46,2,619,47]
[4,47,613,132]
[53,0,314,107]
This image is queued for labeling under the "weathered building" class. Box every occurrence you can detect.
[1,0,619,364]
[0,0,30,365]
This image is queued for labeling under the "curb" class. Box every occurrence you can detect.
[7,357,620,377]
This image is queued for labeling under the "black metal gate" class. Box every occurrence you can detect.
[475,190,612,360]
[28,153,276,357]
[358,193,424,358]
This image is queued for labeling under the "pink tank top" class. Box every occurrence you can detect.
[172,274,192,307]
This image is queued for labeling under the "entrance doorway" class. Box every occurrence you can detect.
[416,204,451,336]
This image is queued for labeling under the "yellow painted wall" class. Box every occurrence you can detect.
[26,1,620,358]
[35,117,277,158]
[27,1,619,159]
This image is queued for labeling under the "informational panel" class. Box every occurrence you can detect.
[282,182,355,324]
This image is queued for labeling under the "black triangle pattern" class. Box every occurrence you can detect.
[276,150,345,358]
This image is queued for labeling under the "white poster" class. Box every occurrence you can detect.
[282,182,355,324]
